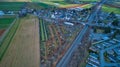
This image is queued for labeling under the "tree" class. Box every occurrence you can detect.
[104,27,111,33]
[112,19,119,26]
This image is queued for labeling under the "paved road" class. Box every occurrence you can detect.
[57,0,107,67]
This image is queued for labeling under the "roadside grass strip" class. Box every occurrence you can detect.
[0,18,20,61]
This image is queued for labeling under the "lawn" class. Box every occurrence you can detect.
[0,2,25,11]
[102,5,120,14]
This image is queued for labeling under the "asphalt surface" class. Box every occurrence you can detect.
[57,0,107,67]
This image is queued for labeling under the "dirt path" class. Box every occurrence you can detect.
[0,15,40,67]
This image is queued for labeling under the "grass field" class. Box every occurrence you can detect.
[0,0,31,2]
[40,19,48,41]
[0,15,40,67]
[0,18,15,29]
[0,2,25,11]
[81,4,93,8]
[80,0,99,2]
[102,5,120,14]
[0,17,19,61]
[37,2,54,8]
[0,17,15,39]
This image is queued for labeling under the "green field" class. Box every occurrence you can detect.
[39,19,48,41]
[52,1,68,5]
[0,2,25,11]
[0,18,20,60]
[81,4,93,8]
[0,18,15,29]
[102,5,120,14]
[80,0,99,2]
[37,2,55,8]
[81,4,120,14]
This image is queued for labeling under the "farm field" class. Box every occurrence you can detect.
[79,0,99,2]
[102,5,120,14]
[0,17,18,61]
[80,0,98,1]
[0,0,31,2]
[0,17,15,38]
[81,4,93,8]
[39,1,79,8]
[0,2,25,11]
[0,15,40,67]
[0,17,15,29]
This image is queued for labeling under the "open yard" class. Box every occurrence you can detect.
[0,15,40,67]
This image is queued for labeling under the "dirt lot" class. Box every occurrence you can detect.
[0,15,40,67]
